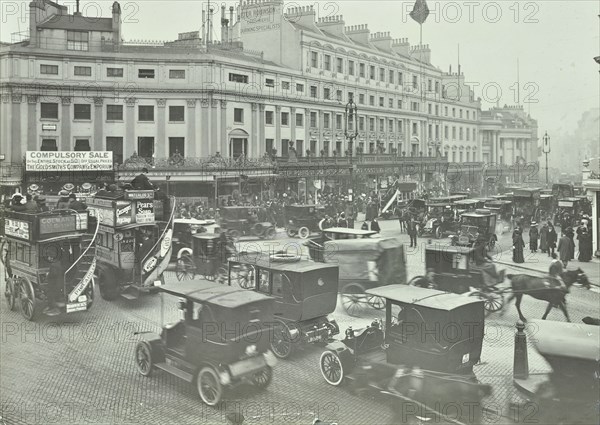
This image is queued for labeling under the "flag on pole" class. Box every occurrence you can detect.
[410,0,430,24]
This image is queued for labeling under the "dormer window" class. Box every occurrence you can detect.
[67,31,89,51]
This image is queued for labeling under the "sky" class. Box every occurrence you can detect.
[1,0,599,138]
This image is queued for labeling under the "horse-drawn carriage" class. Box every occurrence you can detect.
[219,206,276,240]
[306,235,406,316]
[419,202,458,239]
[512,188,542,224]
[134,280,277,406]
[172,218,218,259]
[285,204,325,238]
[556,197,582,229]
[89,189,176,301]
[175,233,233,282]
[484,199,513,234]
[227,254,340,359]
[451,210,498,249]
[3,209,98,320]
[319,285,491,423]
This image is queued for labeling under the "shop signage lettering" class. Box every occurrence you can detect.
[136,202,155,224]
[26,151,113,172]
[39,216,76,235]
[5,219,30,240]
[125,191,154,200]
[116,201,133,225]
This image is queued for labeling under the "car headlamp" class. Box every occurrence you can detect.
[245,344,257,356]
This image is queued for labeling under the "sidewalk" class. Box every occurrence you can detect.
[495,249,600,287]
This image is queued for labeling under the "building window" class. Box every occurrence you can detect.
[74,66,91,76]
[40,64,58,75]
[324,88,331,100]
[389,70,395,84]
[74,139,90,151]
[412,123,418,135]
[369,65,375,80]
[412,75,418,89]
[336,57,343,73]
[473,128,476,140]
[388,119,394,132]
[397,100,402,109]
[311,52,318,67]
[40,103,58,119]
[348,60,355,75]
[435,125,439,139]
[369,118,375,131]
[296,83,304,92]
[323,113,330,129]
[435,81,440,93]
[435,105,439,116]
[428,79,432,91]
[138,69,155,79]
[428,104,432,114]
[379,97,384,107]
[296,113,304,127]
[281,112,289,126]
[335,114,342,130]
[348,91,354,102]
[310,112,317,128]
[359,116,365,131]
[398,120,403,132]
[169,69,185,79]
[106,137,123,164]
[265,111,274,125]
[452,151,456,162]
[369,96,375,106]
[138,105,154,122]
[107,67,123,77]
[411,102,419,111]
[41,139,58,151]
[266,138,274,154]
[444,107,448,116]
[106,104,123,121]
[460,109,463,118]
[324,55,331,71]
[67,31,89,51]
[234,108,244,124]
[459,128,463,140]
[282,81,290,90]
[73,104,91,120]
[265,78,275,88]
[138,137,154,158]
[169,137,185,157]
[398,72,403,85]
[389,98,393,108]
[229,73,248,83]
[359,94,365,104]
[466,129,470,141]
[310,86,317,98]
[467,110,470,119]
[379,68,385,82]
[169,106,185,122]
[452,108,456,117]
[379,119,384,132]
[336,90,343,102]
[452,127,456,139]
[428,124,433,138]
[444,126,449,139]
[359,63,366,78]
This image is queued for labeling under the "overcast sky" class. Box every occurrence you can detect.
[2,0,598,137]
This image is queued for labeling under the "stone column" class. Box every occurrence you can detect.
[93,97,103,151]
[304,108,310,154]
[290,106,296,148]
[157,98,166,156]
[210,97,218,154]
[219,99,227,157]
[200,98,210,155]
[125,97,136,157]
[1,94,11,161]
[59,96,70,150]
[187,99,197,157]
[275,105,282,154]
[250,103,258,157]
[27,95,38,151]
[258,104,266,155]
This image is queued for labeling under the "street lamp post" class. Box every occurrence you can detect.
[542,131,550,187]
[345,94,359,203]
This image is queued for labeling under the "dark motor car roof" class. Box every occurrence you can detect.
[530,319,599,361]
[425,244,476,255]
[461,212,492,218]
[232,255,338,274]
[366,285,483,311]
[559,197,580,202]
[158,280,271,307]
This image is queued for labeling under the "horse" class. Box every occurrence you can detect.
[503,268,591,322]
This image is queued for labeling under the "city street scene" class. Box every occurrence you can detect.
[1,1,599,424]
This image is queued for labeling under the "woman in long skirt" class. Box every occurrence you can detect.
[539,222,549,253]
[529,222,539,253]
[578,229,593,262]
[513,230,525,263]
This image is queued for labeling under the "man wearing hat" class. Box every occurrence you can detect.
[35,195,49,212]
[68,193,87,212]
[131,167,156,191]
[23,193,39,213]
[56,190,71,209]
[9,193,26,212]
[528,221,539,253]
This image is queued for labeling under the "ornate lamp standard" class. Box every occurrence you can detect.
[345,94,358,202]
[542,131,550,187]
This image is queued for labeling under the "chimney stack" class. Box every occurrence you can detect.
[316,15,346,38]
[391,38,410,56]
[370,31,393,52]
[344,24,370,45]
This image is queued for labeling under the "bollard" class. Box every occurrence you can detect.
[513,320,529,379]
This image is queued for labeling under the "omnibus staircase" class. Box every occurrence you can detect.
[62,219,99,306]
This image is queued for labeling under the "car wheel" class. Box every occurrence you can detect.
[135,341,154,377]
[197,366,223,406]
[470,291,504,315]
[176,255,196,281]
[98,269,119,301]
[320,351,344,386]
[232,265,255,289]
[264,227,276,239]
[286,229,297,238]
[435,226,442,239]
[251,366,272,389]
[270,322,294,359]
[298,227,310,239]
[366,295,385,310]
[5,277,16,311]
[227,229,241,241]
[19,277,38,321]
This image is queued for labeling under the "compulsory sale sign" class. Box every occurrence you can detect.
[26,151,113,171]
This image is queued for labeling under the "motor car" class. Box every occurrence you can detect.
[285,204,325,238]
[219,206,276,240]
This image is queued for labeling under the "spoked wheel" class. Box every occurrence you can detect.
[320,351,344,386]
[19,277,38,321]
[251,366,273,389]
[232,265,255,289]
[197,366,223,406]
[135,341,154,377]
[270,322,294,359]
[341,283,367,317]
[470,291,504,315]
[176,255,196,281]
[367,295,385,310]
[298,227,310,239]
[286,229,297,238]
[5,277,16,311]
[215,266,228,285]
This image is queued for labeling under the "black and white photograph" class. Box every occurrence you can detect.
[0,0,599,424]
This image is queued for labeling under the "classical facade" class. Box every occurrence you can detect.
[0,0,537,198]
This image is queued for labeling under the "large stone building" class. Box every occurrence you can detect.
[0,0,538,199]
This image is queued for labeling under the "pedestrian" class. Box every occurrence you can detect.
[577,228,592,262]
[337,212,348,228]
[557,231,573,268]
[512,229,525,263]
[407,219,418,248]
[539,222,549,253]
[68,193,88,212]
[528,222,539,253]
[371,218,381,233]
[566,227,575,260]
[547,222,557,257]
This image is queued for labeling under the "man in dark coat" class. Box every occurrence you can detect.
[68,193,88,212]
[407,219,418,248]
[547,222,558,257]
[370,218,381,233]
[131,168,156,191]
[566,227,576,260]
[23,193,39,213]
[512,229,525,263]
[577,228,592,262]
[557,231,574,268]
[528,222,539,253]
[539,222,549,253]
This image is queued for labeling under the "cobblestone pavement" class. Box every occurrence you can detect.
[1,221,598,425]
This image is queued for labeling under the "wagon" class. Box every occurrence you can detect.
[172,218,219,259]
[285,204,325,239]
[556,197,582,229]
[175,233,233,282]
[484,199,514,234]
[134,280,277,406]
[228,254,340,359]
[219,206,276,240]
[512,187,542,224]
[308,236,406,316]
[319,285,491,424]
[3,209,97,320]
